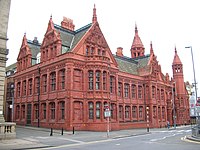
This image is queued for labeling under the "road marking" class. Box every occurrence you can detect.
[150,133,183,142]
[31,133,151,150]
[181,136,200,144]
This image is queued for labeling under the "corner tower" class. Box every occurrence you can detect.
[130,24,145,58]
[172,47,185,94]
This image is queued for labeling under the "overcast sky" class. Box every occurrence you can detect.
[7,0,200,96]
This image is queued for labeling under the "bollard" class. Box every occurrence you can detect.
[73,126,75,134]
[61,128,63,135]
[50,128,53,136]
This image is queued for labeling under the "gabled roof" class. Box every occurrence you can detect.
[54,23,92,51]
[114,54,150,75]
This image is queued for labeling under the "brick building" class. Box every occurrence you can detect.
[13,6,190,131]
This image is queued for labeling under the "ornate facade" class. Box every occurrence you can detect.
[13,6,190,131]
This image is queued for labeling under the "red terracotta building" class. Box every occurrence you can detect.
[13,6,190,131]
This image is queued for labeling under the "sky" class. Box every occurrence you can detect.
[6,0,200,96]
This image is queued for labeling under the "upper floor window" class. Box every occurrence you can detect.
[157,89,160,100]
[118,82,122,97]
[59,69,65,90]
[91,47,94,55]
[124,84,129,98]
[131,84,136,99]
[161,89,164,100]
[50,72,56,91]
[22,80,26,96]
[96,71,100,90]
[88,71,93,90]
[42,74,47,93]
[110,76,115,93]
[152,86,156,98]
[103,71,107,90]
[35,77,40,94]
[86,46,89,55]
[138,85,143,99]
[17,82,21,97]
[28,79,32,95]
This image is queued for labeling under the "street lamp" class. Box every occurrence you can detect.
[185,46,198,123]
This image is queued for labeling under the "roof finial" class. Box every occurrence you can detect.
[92,4,97,24]
[175,45,177,54]
[135,22,138,34]
[150,41,154,54]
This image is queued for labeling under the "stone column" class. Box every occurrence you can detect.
[0,0,11,123]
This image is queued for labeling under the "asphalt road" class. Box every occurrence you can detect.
[28,127,199,150]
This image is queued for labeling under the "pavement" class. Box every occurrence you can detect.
[0,125,199,150]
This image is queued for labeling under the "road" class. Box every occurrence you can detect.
[29,126,199,150]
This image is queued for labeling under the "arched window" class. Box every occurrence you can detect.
[110,76,115,93]
[41,103,46,120]
[50,102,55,120]
[88,71,93,90]
[59,101,65,120]
[139,106,143,119]
[16,105,20,119]
[138,85,143,99]
[132,106,137,119]
[21,105,25,119]
[59,69,65,90]
[103,71,107,90]
[42,74,47,93]
[96,71,101,90]
[28,78,33,95]
[50,72,56,91]
[124,84,129,98]
[96,102,101,119]
[34,104,39,120]
[119,105,123,119]
[88,102,94,119]
[125,106,130,119]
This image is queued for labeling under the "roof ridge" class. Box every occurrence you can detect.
[75,23,92,33]
[113,54,138,64]
[54,23,75,34]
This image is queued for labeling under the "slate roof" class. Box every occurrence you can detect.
[114,54,150,75]
[6,63,17,72]
[54,23,92,51]
[27,40,41,58]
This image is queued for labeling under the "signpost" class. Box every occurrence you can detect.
[104,105,111,137]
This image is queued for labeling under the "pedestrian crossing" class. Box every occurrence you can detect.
[152,129,191,133]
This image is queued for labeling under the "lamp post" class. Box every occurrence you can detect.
[37,67,41,127]
[172,82,176,129]
[185,46,198,123]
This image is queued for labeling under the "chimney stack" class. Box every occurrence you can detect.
[61,17,75,31]
[116,47,123,57]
